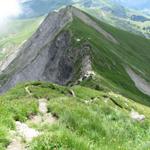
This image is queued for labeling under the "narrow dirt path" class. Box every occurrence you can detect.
[16,121,40,142]
[39,99,48,114]
[7,137,25,150]
[7,98,57,150]
[7,121,40,150]
[30,99,57,124]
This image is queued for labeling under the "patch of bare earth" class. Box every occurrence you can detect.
[7,98,57,150]
[16,121,40,142]
[7,136,25,150]
[29,99,57,124]
[125,67,150,96]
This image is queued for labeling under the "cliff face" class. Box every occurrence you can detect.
[0,6,118,93]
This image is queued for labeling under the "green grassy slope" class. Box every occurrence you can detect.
[0,17,44,60]
[79,6,150,39]
[64,15,150,106]
[0,82,150,150]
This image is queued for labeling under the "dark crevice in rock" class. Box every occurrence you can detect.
[0,6,98,93]
[110,98,123,109]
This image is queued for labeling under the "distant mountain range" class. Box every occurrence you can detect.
[19,0,150,18]
[20,0,73,18]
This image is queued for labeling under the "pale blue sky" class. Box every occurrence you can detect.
[118,0,150,9]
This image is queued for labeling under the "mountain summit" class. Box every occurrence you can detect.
[0,6,150,106]
[0,6,118,93]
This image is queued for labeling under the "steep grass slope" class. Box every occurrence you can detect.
[1,82,150,150]
[67,14,150,105]
[76,2,150,38]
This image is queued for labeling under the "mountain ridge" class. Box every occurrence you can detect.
[0,6,150,107]
[0,6,96,92]
[1,5,150,150]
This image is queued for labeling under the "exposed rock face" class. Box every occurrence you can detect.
[125,67,150,96]
[0,6,117,93]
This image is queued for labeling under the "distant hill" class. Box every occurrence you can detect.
[20,0,73,18]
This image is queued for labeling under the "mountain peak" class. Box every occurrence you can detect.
[0,6,91,92]
[0,6,120,93]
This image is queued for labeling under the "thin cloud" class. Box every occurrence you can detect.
[0,0,22,26]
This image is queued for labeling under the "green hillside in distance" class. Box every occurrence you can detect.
[19,0,150,39]
[0,6,150,150]
[80,5,150,38]
[0,17,44,61]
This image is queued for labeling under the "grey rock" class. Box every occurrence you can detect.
[0,6,117,93]
[125,66,150,96]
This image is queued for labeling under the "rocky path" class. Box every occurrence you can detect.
[15,121,40,142]
[7,136,25,150]
[7,97,56,150]
[39,99,48,114]
[30,99,57,125]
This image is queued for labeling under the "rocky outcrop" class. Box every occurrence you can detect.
[0,6,117,93]
[130,111,145,121]
[125,67,150,96]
